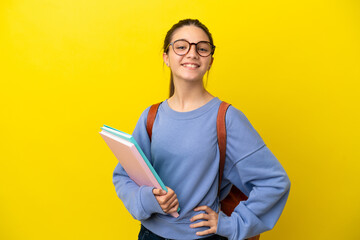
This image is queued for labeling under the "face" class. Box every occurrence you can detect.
[163,25,214,83]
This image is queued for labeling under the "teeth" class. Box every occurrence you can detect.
[183,64,198,68]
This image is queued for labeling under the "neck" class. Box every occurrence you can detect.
[168,79,214,112]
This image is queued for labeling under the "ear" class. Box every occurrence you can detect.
[163,52,169,67]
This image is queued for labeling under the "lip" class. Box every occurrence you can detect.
[181,63,200,69]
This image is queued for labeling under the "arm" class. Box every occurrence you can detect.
[216,107,291,240]
[217,145,290,239]
[112,107,166,220]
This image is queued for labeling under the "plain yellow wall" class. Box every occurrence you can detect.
[1,0,359,239]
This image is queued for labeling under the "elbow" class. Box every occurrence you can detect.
[276,171,291,196]
[129,206,147,221]
[268,174,291,230]
[273,173,290,208]
[282,173,291,195]
[265,174,291,231]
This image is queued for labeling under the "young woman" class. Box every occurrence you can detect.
[113,19,290,240]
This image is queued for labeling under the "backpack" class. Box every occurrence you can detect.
[146,101,260,240]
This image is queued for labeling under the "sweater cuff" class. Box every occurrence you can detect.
[216,211,235,239]
[139,186,166,216]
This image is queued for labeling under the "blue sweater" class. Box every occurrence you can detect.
[113,97,290,240]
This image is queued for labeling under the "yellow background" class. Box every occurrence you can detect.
[1,0,359,239]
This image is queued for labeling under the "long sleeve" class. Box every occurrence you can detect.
[216,107,291,240]
[112,107,165,220]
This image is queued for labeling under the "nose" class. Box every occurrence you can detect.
[186,44,199,58]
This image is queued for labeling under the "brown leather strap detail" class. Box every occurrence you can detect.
[146,102,161,141]
[248,236,260,240]
[217,101,231,196]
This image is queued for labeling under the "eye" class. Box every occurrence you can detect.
[199,48,209,52]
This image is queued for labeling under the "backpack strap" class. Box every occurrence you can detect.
[146,102,161,141]
[217,101,231,195]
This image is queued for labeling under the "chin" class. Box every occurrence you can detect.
[179,73,206,82]
[182,76,204,83]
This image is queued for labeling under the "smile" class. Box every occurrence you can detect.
[181,63,200,69]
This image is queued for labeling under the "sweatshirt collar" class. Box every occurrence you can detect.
[161,97,220,120]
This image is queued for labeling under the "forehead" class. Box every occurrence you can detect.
[171,25,210,43]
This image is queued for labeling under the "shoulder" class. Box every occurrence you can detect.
[136,101,166,125]
[137,106,151,123]
[224,104,265,157]
[225,105,256,131]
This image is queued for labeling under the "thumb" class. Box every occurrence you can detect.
[153,188,167,196]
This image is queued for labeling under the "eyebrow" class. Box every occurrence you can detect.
[173,38,210,43]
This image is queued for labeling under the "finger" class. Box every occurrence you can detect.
[159,191,177,206]
[153,188,167,196]
[164,187,175,197]
[163,196,179,212]
[168,196,179,209]
[190,220,211,228]
[196,228,216,236]
[190,213,210,222]
[167,200,179,213]
[194,206,214,214]
[157,189,176,203]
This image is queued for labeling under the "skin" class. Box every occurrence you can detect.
[152,25,219,236]
[163,25,214,112]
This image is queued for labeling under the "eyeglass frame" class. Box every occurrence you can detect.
[165,39,216,57]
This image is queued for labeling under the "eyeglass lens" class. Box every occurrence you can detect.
[173,40,212,57]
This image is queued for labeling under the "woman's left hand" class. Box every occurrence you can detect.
[190,205,219,236]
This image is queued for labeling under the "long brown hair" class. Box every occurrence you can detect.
[163,19,215,97]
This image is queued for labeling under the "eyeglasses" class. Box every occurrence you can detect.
[165,39,215,57]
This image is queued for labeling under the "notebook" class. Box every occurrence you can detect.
[100,125,179,218]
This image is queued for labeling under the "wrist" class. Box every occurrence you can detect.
[140,186,166,215]
[216,211,235,239]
